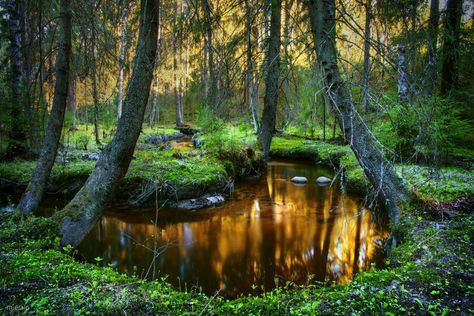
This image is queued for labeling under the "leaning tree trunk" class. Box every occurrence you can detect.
[54,0,159,247]
[258,0,281,159]
[440,0,463,95]
[306,0,411,224]
[17,0,72,216]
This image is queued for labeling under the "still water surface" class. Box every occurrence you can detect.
[78,160,388,297]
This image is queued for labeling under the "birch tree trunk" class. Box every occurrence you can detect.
[54,0,159,247]
[258,0,281,159]
[306,0,412,224]
[18,0,72,215]
[397,44,410,103]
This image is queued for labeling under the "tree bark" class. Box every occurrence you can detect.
[426,0,440,92]
[397,44,409,103]
[117,0,126,120]
[54,0,159,247]
[5,0,28,158]
[258,0,281,159]
[306,0,411,224]
[362,0,371,113]
[440,0,463,95]
[67,73,77,129]
[201,0,217,111]
[245,0,259,133]
[173,1,184,127]
[91,8,101,145]
[17,0,72,215]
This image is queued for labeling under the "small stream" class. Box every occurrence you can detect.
[77,160,388,298]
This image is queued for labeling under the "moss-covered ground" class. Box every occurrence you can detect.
[0,126,263,204]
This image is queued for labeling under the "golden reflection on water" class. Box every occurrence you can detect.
[79,160,388,297]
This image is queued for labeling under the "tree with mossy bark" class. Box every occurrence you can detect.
[53,0,160,247]
[258,0,281,159]
[17,0,72,216]
[305,0,413,226]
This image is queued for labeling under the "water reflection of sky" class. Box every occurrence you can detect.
[79,160,388,297]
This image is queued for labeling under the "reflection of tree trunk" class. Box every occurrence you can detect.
[258,0,281,159]
[362,0,371,114]
[352,207,362,274]
[18,0,72,215]
[55,0,159,247]
[440,0,462,95]
[306,0,412,224]
[117,0,126,120]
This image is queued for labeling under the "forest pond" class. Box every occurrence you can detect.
[78,160,389,298]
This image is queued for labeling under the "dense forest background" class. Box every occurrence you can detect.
[0,0,472,164]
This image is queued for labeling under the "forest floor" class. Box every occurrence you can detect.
[0,126,473,314]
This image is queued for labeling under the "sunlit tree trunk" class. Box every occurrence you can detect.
[117,0,126,120]
[440,0,463,95]
[18,0,72,215]
[54,0,159,247]
[306,0,412,224]
[259,0,281,159]
[362,0,371,114]
[202,0,217,110]
[245,0,259,133]
[173,1,183,127]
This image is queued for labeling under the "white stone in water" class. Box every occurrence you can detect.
[316,176,332,185]
[291,176,308,184]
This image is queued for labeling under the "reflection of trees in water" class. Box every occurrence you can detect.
[79,162,388,297]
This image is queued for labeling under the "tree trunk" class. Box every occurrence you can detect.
[258,0,281,159]
[201,0,217,111]
[173,1,183,127]
[440,0,463,95]
[67,73,77,129]
[426,0,440,92]
[117,0,126,120]
[245,0,259,133]
[54,0,159,247]
[91,12,101,145]
[397,44,410,103]
[362,0,371,114]
[17,0,72,215]
[5,0,28,158]
[306,0,411,224]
